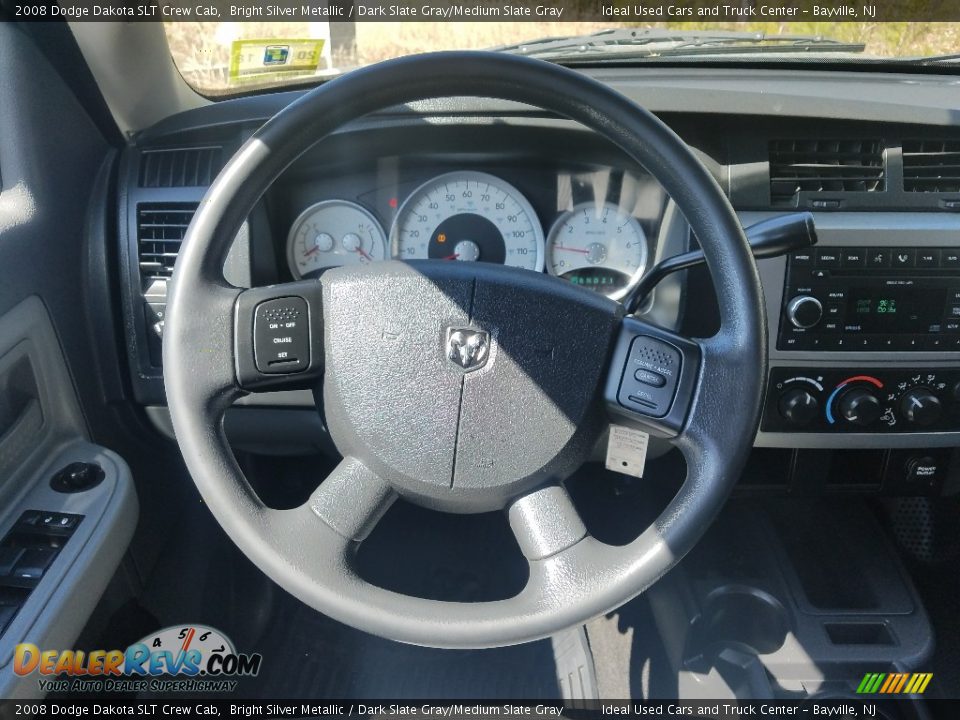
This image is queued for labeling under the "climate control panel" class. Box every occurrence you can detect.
[762,368,960,433]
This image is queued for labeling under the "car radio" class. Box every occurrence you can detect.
[778,246,960,351]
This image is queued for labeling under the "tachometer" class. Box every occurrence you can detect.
[546,201,648,300]
[390,171,544,272]
[287,200,387,279]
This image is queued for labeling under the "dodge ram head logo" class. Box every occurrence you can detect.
[446,328,490,371]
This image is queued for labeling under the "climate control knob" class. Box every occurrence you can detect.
[900,388,942,427]
[786,296,823,329]
[778,388,819,426]
[838,388,882,426]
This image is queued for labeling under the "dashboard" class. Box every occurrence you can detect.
[269,138,670,303]
[116,66,960,497]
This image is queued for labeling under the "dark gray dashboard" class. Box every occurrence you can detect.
[116,64,960,464]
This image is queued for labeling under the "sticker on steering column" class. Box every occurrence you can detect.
[606,424,649,478]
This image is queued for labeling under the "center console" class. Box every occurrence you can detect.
[752,212,960,457]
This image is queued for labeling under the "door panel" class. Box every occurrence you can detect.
[0,25,138,697]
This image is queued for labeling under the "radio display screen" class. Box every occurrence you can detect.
[848,287,946,333]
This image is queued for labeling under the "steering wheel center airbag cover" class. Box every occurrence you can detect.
[321,260,622,512]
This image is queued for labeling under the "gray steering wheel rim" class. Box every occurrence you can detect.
[164,51,766,649]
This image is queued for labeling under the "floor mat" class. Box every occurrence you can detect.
[240,597,562,699]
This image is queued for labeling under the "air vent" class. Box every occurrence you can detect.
[137,204,197,280]
[138,146,222,188]
[769,139,885,205]
[903,140,960,193]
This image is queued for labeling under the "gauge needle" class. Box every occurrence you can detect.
[303,246,320,257]
[355,247,372,261]
[441,253,460,260]
[555,245,589,255]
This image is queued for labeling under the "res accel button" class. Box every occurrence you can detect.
[254,297,310,374]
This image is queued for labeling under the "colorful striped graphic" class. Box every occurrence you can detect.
[856,672,933,694]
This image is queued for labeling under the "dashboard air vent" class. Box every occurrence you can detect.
[137,204,197,280]
[769,139,885,205]
[138,146,222,188]
[902,140,960,193]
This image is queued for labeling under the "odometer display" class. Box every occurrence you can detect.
[390,171,544,272]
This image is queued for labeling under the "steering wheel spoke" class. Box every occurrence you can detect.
[603,315,703,439]
[507,484,588,561]
[306,457,396,542]
[233,280,325,392]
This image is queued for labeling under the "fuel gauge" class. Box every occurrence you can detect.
[287,200,387,279]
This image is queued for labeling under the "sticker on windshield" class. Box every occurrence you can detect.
[229,39,325,84]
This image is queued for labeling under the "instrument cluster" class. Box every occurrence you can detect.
[284,165,667,302]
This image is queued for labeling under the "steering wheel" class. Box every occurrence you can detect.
[164,52,766,649]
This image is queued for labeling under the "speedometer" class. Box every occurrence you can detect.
[390,171,544,272]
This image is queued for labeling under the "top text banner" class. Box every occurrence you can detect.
[6,0,960,22]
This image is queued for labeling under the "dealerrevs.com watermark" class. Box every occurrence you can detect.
[13,624,262,694]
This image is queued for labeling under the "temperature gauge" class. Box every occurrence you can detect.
[546,201,648,300]
[287,200,387,279]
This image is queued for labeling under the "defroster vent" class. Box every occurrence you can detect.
[138,146,222,188]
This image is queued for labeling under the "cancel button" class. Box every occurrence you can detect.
[634,368,667,388]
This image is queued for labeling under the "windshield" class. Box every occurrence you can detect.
[165,21,960,97]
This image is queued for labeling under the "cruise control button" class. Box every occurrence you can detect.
[253,297,310,374]
[634,369,667,387]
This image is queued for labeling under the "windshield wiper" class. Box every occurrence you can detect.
[905,53,960,65]
[493,28,865,62]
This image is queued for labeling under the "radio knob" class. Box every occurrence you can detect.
[900,388,942,427]
[838,388,882,426]
[786,295,823,329]
[778,388,819,426]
